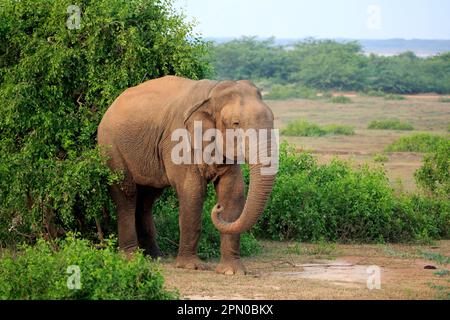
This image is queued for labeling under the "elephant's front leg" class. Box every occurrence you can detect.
[214,166,247,275]
[175,180,210,270]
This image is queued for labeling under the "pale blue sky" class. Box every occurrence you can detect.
[175,0,450,39]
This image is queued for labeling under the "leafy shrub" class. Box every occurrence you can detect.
[323,124,356,136]
[415,139,450,198]
[330,96,352,104]
[0,0,210,246]
[265,84,317,100]
[386,134,449,153]
[364,90,386,97]
[254,142,450,242]
[282,119,355,137]
[368,119,414,131]
[384,94,406,101]
[439,97,450,103]
[154,186,261,259]
[0,234,177,300]
[373,153,389,163]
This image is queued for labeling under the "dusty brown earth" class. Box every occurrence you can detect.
[162,241,450,300]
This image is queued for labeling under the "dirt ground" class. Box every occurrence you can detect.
[162,241,450,300]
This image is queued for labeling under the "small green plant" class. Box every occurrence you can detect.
[330,96,352,104]
[364,90,386,97]
[428,282,450,300]
[368,119,414,131]
[439,97,450,103]
[282,119,355,137]
[386,134,449,153]
[285,241,336,257]
[320,91,334,98]
[0,234,178,300]
[421,252,450,265]
[373,153,389,163]
[384,94,406,101]
[434,270,450,277]
[265,84,318,100]
[415,139,450,197]
[322,124,356,135]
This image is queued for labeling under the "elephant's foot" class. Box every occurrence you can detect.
[216,259,247,275]
[176,256,210,271]
[144,246,164,259]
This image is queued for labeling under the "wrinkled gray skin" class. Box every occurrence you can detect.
[98,76,276,275]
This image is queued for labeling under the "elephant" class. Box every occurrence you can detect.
[98,76,277,275]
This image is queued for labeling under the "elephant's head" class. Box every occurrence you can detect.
[183,80,278,234]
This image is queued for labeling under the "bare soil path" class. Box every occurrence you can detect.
[162,241,450,300]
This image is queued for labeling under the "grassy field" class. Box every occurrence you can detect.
[269,94,450,192]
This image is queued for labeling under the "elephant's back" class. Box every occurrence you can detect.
[99,76,193,138]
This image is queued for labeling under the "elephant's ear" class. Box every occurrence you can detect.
[183,80,219,126]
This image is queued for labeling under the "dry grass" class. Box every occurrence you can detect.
[268,94,450,192]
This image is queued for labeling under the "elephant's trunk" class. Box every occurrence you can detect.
[211,141,276,234]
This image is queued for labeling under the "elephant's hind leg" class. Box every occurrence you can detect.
[110,184,139,254]
[136,186,163,258]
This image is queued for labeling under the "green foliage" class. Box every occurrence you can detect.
[373,153,389,163]
[384,94,406,101]
[330,96,352,104]
[253,142,450,242]
[434,270,450,276]
[0,234,177,300]
[368,119,414,131]
[364,90,386,97]
[153,186,261,259]
[415,139,450,197]
[0,0,210,245]
[212,38,450,94]
[282,119,355,137]
[439,97,450,103]
[289,40,366,91]
[285,241,336,257]
[386,134,449,153]
[211,36,290,81]
[265,84,318,100]
[421,252,450,265]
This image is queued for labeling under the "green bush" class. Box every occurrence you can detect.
[0,0,210,246]
[265,84,318,100]
[415,139,450,198]
[254,142,450,242]
[368,119,414,131]
[282,119,355,137]
[386,134,449,153]
[153,186,261,259]
[439,97,450,103]
[373,153,389,163]
[364,90,386,97]
[0,234,177,300]
[384,94,406,101]
[330,96,352,104]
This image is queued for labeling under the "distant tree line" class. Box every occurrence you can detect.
[211,37,450,94]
